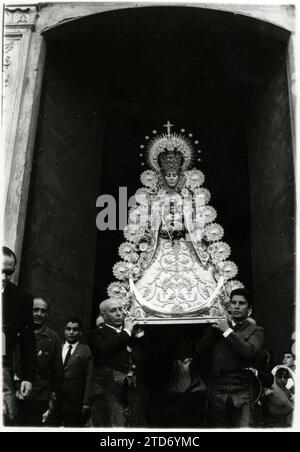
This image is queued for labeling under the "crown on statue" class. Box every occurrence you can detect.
[144,121,196,172]
[157,143,184,174]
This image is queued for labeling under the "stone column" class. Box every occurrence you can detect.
[3,5,46,280]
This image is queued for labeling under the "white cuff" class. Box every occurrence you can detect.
[223,328,234,338]
[123,328,132,337]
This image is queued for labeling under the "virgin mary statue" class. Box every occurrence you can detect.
[107,122,244,324]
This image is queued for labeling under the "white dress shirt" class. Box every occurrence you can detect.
[62,341,79,363]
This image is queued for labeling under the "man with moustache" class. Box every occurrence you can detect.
[60,317,94,427]
[19,297,64,426]
[2,246,35,425]
[88,298,146,427]
[195,288,264,428]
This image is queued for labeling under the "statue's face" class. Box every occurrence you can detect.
[164,171,179,188]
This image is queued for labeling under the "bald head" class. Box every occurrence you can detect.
[99,298,124,328]
[99,298,119,314]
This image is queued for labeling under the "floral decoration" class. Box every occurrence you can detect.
[185,168,205,190]
[107,127,245,314]
[140,170,158,188]
[118,242,139,262]
[139,242,149,252]
[124,224,145,243]
[193,187,211,205]
[126,262,141,280]
[128,204,149,227]
[204,223,224,242]
[225,280,245,295]
[134,188,149,205]
[216,260,238,281]
[113,261,141,281]
[107,281,130,300]
[207,241,231,263]
[113,261,131,280]
[203,206,217,224]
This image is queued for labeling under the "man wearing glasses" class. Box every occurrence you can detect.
[2,246,36,425]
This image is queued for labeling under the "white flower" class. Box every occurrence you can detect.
[207,242,231,263]
[112,261,140,281]
[203,206,217,224]
[128,206,140,224]
[216,260,238,281]
[139,242,149,252]
[118,242,139,262]
[113,261,130,280]
[135,188,149,205]
[140,170,158,188]
[129,204,150,229]
[204,223,224,242]
[225,280,245,295]
[126,262,141,281]
[107,282,130,300]
[193,187,211,205]
[124,224,145,243]
[185,169,205,189]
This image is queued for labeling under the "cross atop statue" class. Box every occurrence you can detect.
[163,120,174,138]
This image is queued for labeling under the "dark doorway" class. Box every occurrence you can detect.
[20,6,294,427]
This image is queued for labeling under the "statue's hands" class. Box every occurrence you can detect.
[212,317,230,333]
[124,316,137,334]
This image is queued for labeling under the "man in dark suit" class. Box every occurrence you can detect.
[88,298,146,427]
[195,288,264,428]
[60,317,94,427]
[2,246,36,425]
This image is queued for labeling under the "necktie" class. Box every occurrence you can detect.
[64,344,73,367]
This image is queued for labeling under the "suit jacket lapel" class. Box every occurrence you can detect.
[64,343,81,370]
[103,324,119,335]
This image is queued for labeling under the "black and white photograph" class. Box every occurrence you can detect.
[1,0,298,432]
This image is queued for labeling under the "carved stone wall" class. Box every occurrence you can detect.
[3,5,45,280]
[3,6,37,191]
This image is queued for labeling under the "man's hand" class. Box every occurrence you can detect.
[212,318,230,334]
[133,327,145,339]
[49,392,57,412]
[124,316,137,334]
[20,381,32,398]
